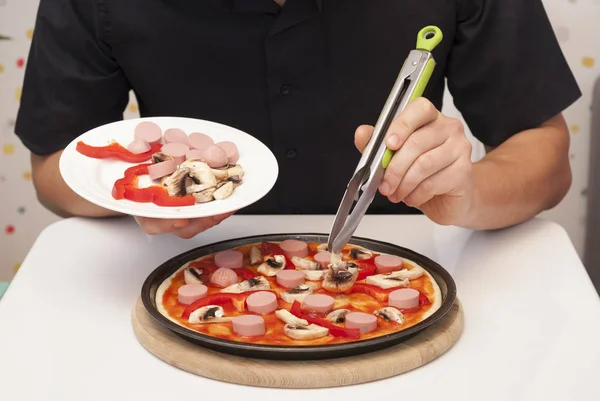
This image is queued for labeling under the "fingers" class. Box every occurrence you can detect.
[135,216,190,235]
[380,123,449,198]
[134,212,235,239]
[388,130,469,202]
[354,125,374,153]
[403,155,472,208]
[384,97,440,151]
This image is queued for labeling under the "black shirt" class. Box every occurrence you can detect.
[15,0,581,215]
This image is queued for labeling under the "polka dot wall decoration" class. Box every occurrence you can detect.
[17,207,26,215]
[5,225,15,235]
[26,29,33,39]
[128,103,139,113]
[13,263,21,273]
[16,57,24,68]
[0,64,4,74]
[3,143,15,155]
[570,124,581,134]
[582,57,595,68]
[23,171,31,180]
[15,87,22,101]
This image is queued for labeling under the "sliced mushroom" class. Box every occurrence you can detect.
[220,276,270,294]
[350,247,373,260]
[374,307,405,324]
[181,160,217,187]
[393,266,425,280]
[284,323,329,340]
[192,186,217,203]
[165,167,192,197]
[152,152,175,163]
[365,271,410,289]
[303,270,326,281]
[280,284,314,303]
[291,256,321,270]
[185,184,207,195]
[249,246,262,265]
[326,309,351,324]
[184,267,203,284]
[275,309,309,326]
[188,305,232,324]
[213,181,234,200]
[316,244,328,252]
[226,164,244,179]
[210,164,236,180]
[322,260,359,293]
[257,255,286,277]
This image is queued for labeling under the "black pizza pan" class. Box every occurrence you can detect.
[141,233,457,361]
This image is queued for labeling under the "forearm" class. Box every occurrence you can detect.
[31,150,122,218]
[459,114,571,230]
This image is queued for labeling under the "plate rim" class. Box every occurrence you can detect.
[140,232,457,359]
[58,116,279,219]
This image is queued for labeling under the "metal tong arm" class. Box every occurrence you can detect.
[327,26,443,254]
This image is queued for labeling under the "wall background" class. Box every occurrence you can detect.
[0,0,598,281]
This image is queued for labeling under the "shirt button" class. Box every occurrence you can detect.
[280,85,291,95]
[286,149,297,158]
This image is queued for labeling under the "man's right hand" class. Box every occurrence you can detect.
[134,212,234,239]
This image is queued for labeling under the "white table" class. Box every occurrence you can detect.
[0,215,599,401]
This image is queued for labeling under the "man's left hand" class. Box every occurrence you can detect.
[354,97,474,226]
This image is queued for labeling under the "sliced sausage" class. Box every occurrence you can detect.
[388,288,420,309]
[177,284,208,304]
[188,132,214,150]
[246,291,278,314]
[314,251,332,269]
[127,139,151,154]
[216,141,239,164]
[214,250,243,269]
[280,239,308,258]
[232,315,266,337]
[164,128,190,146]
[134,121,162,144]
[147,160,177,180]
[302,294,335,314]
[345,312,377,333]
[201,144,229,168]
[374,254,404,274]
[161,142,190,165]
[210,267,238,288]
[185,149,205,161]
[276,270,305,288]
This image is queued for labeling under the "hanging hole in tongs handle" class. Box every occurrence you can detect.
[416,26,443,52]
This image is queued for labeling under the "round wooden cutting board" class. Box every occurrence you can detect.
[131,297,464,389]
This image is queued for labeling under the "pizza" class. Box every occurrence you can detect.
[155,239,442,345]
[75,120,245,207]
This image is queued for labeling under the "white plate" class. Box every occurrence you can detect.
[59,117,278,219]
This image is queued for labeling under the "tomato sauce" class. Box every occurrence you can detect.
[160,242,438,346]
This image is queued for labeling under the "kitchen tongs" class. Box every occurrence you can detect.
[327,26,443,255]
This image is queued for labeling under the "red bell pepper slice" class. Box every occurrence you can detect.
[259,242,296,269]
[289,301,360,339]
[188,261,219,282]
[111,163,195,206]
[234,268,255,280]
[181,293,247,318]
[76,141,162,163]
[350,283,395,302]
[261,241,283,255]
[181,290,279,319]
[355,259,377,281]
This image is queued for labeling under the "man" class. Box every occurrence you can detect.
[15,0,580,239]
